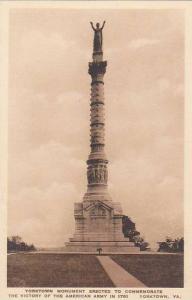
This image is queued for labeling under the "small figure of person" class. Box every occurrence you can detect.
[90,21,106,52]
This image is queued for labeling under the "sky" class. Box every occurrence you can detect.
[8,8,184,249]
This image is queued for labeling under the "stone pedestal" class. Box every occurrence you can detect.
[65,199,139,253]
[65,24,138,253]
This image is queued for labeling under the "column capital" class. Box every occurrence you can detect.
[88,61,107,77]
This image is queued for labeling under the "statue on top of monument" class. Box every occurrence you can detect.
[90,21,106,52]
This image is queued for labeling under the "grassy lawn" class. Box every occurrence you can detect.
[7,253,184,288]
[111,254,184,288]
[7,253,114,287]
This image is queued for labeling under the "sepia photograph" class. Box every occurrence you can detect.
[2,3,187,294]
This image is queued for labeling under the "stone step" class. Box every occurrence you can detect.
[64,241,139,253]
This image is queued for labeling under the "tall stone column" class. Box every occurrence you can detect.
[83,24,112,204]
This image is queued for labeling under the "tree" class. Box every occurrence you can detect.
[158,237,184,253]
[133,235,150,251]
[7,236,37,253]
[178,237,184,252]
[122,215,150,251]
[122,216,140,241]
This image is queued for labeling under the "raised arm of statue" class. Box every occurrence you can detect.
[101,21,106,30]
[90,22,96,31]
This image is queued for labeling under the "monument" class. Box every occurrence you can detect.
[65,22,138,252]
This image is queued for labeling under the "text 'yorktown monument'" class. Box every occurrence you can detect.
[65,22,138,252]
